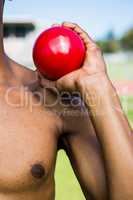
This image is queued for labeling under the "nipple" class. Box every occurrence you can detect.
[31,164,45,179]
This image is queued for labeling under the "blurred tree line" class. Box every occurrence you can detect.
[97,27,133,53]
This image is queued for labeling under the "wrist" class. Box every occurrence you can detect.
[77,72,113,94]
[76,73,118,114]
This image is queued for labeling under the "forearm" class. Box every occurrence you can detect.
[78,74,133,199]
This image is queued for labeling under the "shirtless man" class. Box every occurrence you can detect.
[0,1,107,199]
[1,0,133,200]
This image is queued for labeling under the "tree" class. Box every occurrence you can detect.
[97,30,120,53]
[97,40,120,53]
[121,28,133,50]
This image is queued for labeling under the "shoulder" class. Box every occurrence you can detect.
[8,57,37,86]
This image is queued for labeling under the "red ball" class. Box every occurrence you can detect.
[33,26,85,80]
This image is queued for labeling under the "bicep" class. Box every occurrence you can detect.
[62,111,107,200]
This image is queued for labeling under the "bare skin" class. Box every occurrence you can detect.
[0,1,61,199]
[0,1,107,200]
[2,1,133,200]
[0,53,61,199]
[39,22,133,200]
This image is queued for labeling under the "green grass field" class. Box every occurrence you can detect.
[55,60,133,200]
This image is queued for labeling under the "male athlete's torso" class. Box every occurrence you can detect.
[0,63,64,200]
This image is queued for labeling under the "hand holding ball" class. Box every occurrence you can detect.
[33,26,85,80]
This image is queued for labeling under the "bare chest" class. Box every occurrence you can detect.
[0,90,61,192]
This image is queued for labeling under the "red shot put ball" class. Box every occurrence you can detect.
[33,26,85,80]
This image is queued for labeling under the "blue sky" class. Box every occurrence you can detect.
[4,0,133,39]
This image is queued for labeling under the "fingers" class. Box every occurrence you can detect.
[52,23,60,27]
[62,22,95,46]
[36,70,56,88]
[62,22,103,56]
[52,22,95,47]
[52,21,95,47]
